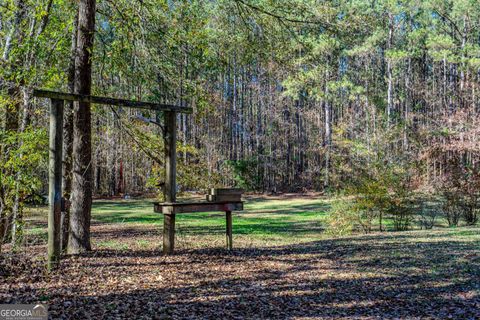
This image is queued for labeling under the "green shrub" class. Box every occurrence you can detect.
[387,196,416,231]
[326,200,357,236]
[326,197,381,235]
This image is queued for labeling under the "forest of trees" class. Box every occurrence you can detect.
[1,0,480,245]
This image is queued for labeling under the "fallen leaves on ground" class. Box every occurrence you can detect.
[1,225,479,319]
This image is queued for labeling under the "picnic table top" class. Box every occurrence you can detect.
[153,200,243,206]
[153,200,244,214]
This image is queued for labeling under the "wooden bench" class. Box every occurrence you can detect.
[154,189,244,254]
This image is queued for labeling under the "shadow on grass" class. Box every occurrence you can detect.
[92,215,160,224]
[91,199,331,225]
[178,219,325,236]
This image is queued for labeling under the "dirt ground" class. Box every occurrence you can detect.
[1,221,479,319]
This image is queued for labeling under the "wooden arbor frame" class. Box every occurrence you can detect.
[34,89,191,269]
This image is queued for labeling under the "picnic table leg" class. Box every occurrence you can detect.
[226,210,232,250]
[163,213,175,255]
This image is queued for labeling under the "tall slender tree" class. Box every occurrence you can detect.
[68,0,96,254]
[62,13,78,251]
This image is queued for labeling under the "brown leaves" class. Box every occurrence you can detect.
[1,223,480,319]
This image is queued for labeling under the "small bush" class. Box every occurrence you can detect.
[388,196,416,231]
[442,192,463,227]
[326,200,357,236]
[438,191,479,227]
[352,196,380,234]
[416,196,441,229]
[430,153,480,226]
[326,197,380,235]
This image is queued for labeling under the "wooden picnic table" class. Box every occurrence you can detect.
[154,200,244,254]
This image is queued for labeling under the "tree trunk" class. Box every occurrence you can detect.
[68,0,96,254]
[1,86,21,244]
[324,71,332,190]
[10,87,31,245]
[386,13,394,124]
[61,13,78,252]
[2,0,26,61]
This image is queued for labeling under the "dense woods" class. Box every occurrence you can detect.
[1,0,480,243]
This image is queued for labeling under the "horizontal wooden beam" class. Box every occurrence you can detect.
[33,89,192,113]
[209,188,244,195]
[206,195,242,202]
[154,201,244,215]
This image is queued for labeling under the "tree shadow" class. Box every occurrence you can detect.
[4,231,478,319]
[177,220,325,236]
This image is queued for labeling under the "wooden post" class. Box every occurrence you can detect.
[226,210,233,250]
[48,99,64,270]
[164,111,177,202]
[163,214,175,255]
[163,111,177,254]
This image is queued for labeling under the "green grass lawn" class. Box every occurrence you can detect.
[24,195,479,250]
[91,196,331,245]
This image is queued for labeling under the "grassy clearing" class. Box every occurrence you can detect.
[21,195,333,249]
[91,196,331,246]
[23,195,478,249]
